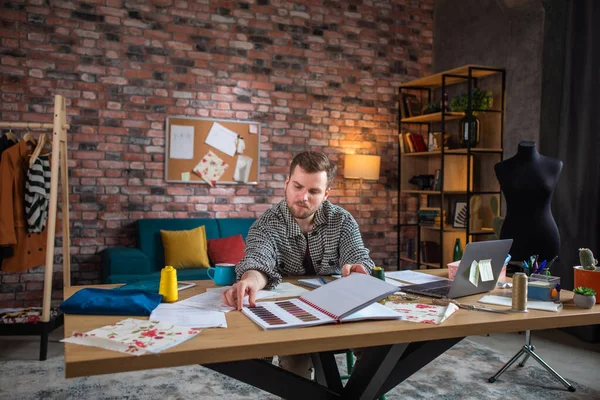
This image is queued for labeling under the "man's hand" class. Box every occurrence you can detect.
[342,264,368,277]
[221,270,267,310]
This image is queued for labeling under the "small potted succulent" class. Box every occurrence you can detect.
[573,248,600,304]
[572,286,596,309]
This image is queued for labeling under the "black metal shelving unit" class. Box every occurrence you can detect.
[397,66,507,270]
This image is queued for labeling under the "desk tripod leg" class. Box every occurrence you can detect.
[518,330,532,367]
[525,348,575,392]
[488,330,576,393]
[488,348,525,383]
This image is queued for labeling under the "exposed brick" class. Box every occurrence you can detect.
[0,0,434,302]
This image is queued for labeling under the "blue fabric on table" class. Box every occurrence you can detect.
[59,288,163,316]
[113,280,160,293]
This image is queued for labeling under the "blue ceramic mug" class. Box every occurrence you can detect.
[207,263,237,286]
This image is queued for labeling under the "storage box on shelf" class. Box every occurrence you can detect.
[398,65,506,270]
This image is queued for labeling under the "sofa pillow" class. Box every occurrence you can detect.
[160,225,210,269]
[207,234,246,265]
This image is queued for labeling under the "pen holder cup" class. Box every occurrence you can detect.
[527,275,561,302]
[447,261,507,281]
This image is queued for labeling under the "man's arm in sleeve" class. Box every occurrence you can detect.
[338,216,375,274]
[236,224,282,290]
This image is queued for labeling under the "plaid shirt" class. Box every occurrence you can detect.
[236,200,375,289]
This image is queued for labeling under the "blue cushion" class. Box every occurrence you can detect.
[217,218,256,241]
[59,288,163,316]
[137,219,219,273]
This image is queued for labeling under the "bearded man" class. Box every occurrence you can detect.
[222,151,374,379]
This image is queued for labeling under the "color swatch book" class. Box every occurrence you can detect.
[242,273,401,330]
[243,299,403,330]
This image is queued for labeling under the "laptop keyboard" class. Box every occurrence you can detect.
[424,286,450,297]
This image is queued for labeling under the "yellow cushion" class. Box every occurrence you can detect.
[160,225,210,269]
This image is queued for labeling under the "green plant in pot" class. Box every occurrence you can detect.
[573,286,596,309]
[449,88,493,148]
[573,248,600,305]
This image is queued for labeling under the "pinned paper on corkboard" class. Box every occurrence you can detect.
[165,117,260,185]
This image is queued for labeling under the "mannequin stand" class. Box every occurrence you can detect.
[488,330,575,392]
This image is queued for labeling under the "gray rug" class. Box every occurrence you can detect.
[1,339,598,400]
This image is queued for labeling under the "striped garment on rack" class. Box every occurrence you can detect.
[24,155,51,233]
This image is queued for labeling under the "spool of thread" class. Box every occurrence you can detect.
[372,266,386,281]
[511,272,528,312]
[159,265,178,303]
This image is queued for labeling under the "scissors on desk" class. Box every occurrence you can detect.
[432,298,509,314]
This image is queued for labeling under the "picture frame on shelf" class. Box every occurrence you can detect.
[453,201,468,228]
[399,93,410,120]
[403,93,423,117]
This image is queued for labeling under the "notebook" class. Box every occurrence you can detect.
[242,273,400,330]
[243,299,403,330]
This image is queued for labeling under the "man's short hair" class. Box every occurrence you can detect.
[289,151,338,188]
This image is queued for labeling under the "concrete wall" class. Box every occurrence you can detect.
[433,0,545,156]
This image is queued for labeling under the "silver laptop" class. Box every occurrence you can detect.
[401,239,513,299]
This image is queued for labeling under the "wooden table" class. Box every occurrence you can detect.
[63,273,600,400]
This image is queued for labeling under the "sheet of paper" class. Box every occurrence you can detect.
[181,172,190,181]
[185,286,273,312]
[170,125,194,159]
[478,259,494,281]
[478,295,563,312]
[150,303,227,328]
[249,124,258,134]
[268,282,309,298]
[233,155,252,183]
[237,137,245,153]
[469,260,480,287]
[385,270,448,285]
[205,122,238,156]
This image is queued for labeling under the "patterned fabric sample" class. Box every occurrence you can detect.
[0,307,59,324]
[383,301,459,325]
[61,318,202,355]
[236,200,375,289]
[24,155,51,233]
[192,150,229,186]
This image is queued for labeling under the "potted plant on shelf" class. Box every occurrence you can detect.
[449,88,493,148]
[573,286,596,309]
[574,248,600,304]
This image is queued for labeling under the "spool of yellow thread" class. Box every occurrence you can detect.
[159,266,178,303]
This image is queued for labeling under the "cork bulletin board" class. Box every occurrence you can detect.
[165,116,261,185]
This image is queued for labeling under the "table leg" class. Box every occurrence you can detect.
[205,358,340,400]
[311,351,343,392]
[344,337,464,400]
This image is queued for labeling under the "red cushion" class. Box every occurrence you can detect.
[207,234,246,265]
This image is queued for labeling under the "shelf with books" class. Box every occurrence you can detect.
[397,65,506,270]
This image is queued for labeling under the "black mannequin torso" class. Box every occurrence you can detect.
[494,141,563,262]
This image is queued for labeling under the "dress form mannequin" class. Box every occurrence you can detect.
[494,141,563,263]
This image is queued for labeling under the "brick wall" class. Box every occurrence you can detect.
[0,0,433,307]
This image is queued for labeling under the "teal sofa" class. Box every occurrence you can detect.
[100,218,256,284]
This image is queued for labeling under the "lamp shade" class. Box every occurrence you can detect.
[344,155,381,180]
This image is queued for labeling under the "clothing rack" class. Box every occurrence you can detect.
[0,94,71,323]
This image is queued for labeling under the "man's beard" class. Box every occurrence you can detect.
[285,193,317,220]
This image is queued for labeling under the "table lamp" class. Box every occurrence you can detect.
[344,154,381,221]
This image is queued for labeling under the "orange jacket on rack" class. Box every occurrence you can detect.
[0,140,49,273]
